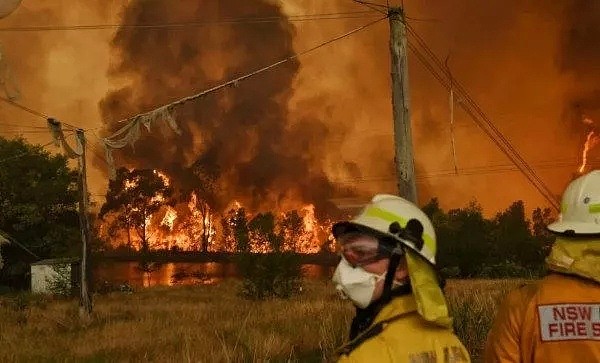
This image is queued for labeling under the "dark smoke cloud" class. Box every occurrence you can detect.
[560,1,600,128]
[99,0,341,218]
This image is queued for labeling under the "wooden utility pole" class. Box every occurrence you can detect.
[75,129,93,319]
[48,119,93,318]
[388,7,417,203]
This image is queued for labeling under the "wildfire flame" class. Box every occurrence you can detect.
[153,170,170,186]
[101,171,334,254]
[578,117,600,174]
[161,207,177,231]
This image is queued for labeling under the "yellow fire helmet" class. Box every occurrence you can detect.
[332,194,436,264]
[333,194,452,328]
[548,170,600,235]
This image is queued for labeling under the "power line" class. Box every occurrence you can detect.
[0,96,82,131]
[0,11,381,32]
[0,122,50,129]
[332,159,600,184]
[352,0,389,9]
[1,130,58,135]
[105,15,387,142]
[0,96,49,120]
[0,140,57,164]
[349,0,561,208]
[351,0,389,15]
[405,25,561,210]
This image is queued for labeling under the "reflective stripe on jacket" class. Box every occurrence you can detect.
[337,294,470,363]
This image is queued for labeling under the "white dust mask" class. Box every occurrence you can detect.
[332,257,385,308]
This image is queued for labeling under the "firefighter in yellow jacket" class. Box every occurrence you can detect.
[331,194,470,362]
[485,170,600,363]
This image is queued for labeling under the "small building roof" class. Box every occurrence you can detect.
[31,257,80,266]
[0,232,10,245]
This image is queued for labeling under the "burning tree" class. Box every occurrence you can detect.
[227,209,302,299]
[279,210,304,252]
[249,212,283,252]
[100,167,173,254]
[220,207,250,252]
[177,164,218,252]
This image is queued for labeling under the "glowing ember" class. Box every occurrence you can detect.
[161,206,177,231]
[299,204,321,253]
[578,117,600,174]
[153,170,170,186]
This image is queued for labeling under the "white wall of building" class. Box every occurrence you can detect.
[31,263,71,294]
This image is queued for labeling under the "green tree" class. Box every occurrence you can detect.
[0,137,79,288]
[492,201,544,268]
[532,207,555,256]
[422,198,460,277]
[445,201,493,277]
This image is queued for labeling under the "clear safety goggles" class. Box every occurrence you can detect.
[337,233,400,267]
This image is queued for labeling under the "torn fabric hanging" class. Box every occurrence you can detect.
[47,118,82,158]
[102,105,180,179]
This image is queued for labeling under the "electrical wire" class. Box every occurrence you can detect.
[0,96,49,119]
[0,122,50,129]
[332,158,600,184]
[405,25,560,210]
[0,140,57,164]
[106,15,388,138]
[348,0,560,208]
[351,0,388,15]
[352,0,389,9]
[0,96,80,130]
[0,11,382,32]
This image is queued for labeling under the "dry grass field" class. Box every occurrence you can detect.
[0,279,528,362]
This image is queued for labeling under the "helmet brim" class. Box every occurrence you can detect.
[547,221,600,236]
[332,221,386,239]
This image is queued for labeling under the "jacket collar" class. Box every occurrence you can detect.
[374,293,418,324]
[547,237,600,284]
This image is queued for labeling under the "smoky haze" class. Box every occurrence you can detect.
[99,0,341,218]
[0,1,598,216]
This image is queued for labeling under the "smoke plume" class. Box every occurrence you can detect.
[4,0,600,217]
[99,0,341,217]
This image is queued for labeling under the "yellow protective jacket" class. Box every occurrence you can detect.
[485,238,600,363]
[337,293,470,363]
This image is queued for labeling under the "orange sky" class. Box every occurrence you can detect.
[0,0,598,217]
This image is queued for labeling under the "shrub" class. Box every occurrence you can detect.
[235,252,302,299]
[477,260,544,279]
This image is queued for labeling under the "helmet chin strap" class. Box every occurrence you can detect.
[380,246,404,305]
[348,256,411,341]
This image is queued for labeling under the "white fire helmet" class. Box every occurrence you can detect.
[547,170,600,235]
[332,194,437,265]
